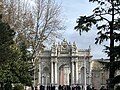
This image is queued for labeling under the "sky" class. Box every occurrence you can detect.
[56,0,109,59]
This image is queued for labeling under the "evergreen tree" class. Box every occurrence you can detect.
[75,0,120,89]
[0,17,32,89]
[0,16,15,63]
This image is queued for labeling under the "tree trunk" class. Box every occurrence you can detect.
[108,1,115,90]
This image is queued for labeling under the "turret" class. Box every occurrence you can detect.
[51,42,57,56]
[71,42,78,56]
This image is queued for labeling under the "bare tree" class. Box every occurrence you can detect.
[31,0,65,87]
[27,0,65,58]
[3,0,34,45]
[3,0,64,58]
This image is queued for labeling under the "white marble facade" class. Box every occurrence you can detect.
[38,40,92,87]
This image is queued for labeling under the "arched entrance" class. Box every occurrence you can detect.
[59,65,71,85]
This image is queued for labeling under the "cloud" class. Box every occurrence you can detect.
[56,0,109,59]
[63,28,108,59]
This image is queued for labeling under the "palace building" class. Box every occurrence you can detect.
[37,40,92,88]
[91,59,109,89]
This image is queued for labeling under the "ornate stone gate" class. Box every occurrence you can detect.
[38,40,92,87]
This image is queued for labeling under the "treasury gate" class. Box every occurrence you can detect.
[38,40,92,87]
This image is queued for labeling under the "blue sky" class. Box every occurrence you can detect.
[56,0,109,59]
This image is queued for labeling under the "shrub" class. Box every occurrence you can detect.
[13,83,24,90]
[115,85,120,90]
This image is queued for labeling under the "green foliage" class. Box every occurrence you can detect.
[75,0,120,62]
[111,75,120,85]
[13,83,24,90]
[0,18,32,89]
[115,85,120,90]
[4,82,12,90]
[75,0,120,46]
[0,59,32,85]
[75,15,97,35]
[0,20,15,63]
[0,22,15,45]
[75,0,120,89]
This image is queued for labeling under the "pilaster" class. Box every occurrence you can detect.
[55,59,58,85]
[71,60,75,85]
[75,60,78,84]
[38,59,41,85]
[51,61,54,84]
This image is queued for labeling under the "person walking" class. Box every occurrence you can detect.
[87,85,92,90]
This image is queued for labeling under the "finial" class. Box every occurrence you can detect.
[69,42,71,45]
[88,45,91,51]
[63,38,65,41]
[53,42,55,46]
[73,41,76,46]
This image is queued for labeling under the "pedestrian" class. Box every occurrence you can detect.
[100,86,105,90]
[87,85,92,90]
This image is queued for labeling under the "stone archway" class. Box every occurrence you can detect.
[59,64,71,85]
[38,40,92,87]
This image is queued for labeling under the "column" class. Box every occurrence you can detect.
[76,61,78,84]
[67,68,69,85]
[60,68,63,85]
[71,62,75,85]
[64,68,66,85]
[61,67,64,85]
[55,61,58,84]
[51,62,54,84]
